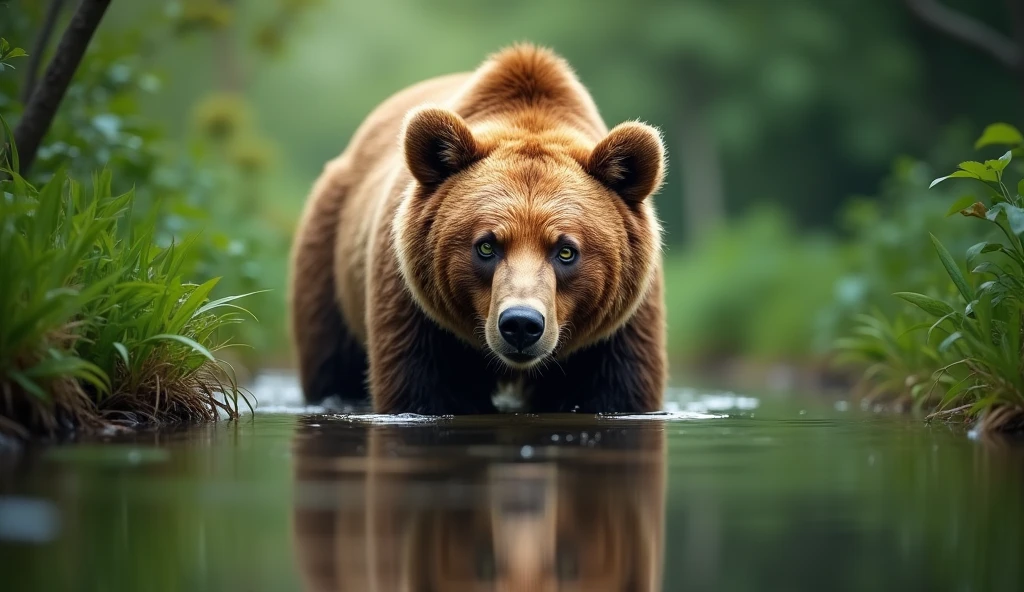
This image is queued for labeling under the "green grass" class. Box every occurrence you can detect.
[838,123,1024,432]
[0,133,256,439]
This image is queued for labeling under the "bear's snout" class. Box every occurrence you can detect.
[498,306,545,351]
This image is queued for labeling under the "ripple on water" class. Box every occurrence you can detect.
[242,372,753,420]
[598,410,725,421]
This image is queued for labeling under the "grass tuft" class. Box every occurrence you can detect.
[0,143,256,439]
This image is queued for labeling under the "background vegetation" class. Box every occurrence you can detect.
[1,0,1022,427]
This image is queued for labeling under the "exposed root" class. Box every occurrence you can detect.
[921,402,1024,434]
[1,347,248,439]
[0,353,104,440]
[978,404,1024,434]
[923,404,974,423]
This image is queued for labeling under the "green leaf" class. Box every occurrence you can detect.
[8,371,49,401]
[194,289,267,316]
[965,241,1003,267]
[930,170,977,188]
[1,114,21,172]
[945,195,978,217]
[167,278,220,334]
[894,292,955,318]
[938,331,962,353]
[971,262,997,275]
[958,161,998,182]
[113,342,130,367]
[141,334,216,363]
[5,48,26,59]
[23,355,111,394]
[974,123,1024,149]
[986,203,1024,237]
[931,234,974,304]
[982,150,1012,172]
[927,312,959,342]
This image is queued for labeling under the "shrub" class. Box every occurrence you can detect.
[838,123,1024,432]
[0,139,255,438]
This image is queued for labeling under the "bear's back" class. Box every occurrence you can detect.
[330,72,473,341]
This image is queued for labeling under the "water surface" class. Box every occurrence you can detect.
[1,384,1022,591]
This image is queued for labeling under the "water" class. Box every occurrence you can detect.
[1,380,1023,591]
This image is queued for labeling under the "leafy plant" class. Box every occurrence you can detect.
[834,310,952,408]
[0,37,27,72]
[840,123,1024,432]
[1,129,256,438]
[2,15,288,369]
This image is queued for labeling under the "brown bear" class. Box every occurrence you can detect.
[289,44,666,414]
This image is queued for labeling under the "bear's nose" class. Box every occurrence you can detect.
[498,306,545,350]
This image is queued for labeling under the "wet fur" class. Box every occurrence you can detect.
[289,44,666,413]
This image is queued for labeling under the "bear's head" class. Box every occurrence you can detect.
[393,106,664,370]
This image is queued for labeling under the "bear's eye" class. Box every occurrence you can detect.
[477,242,495,258]
[556,246,577,264]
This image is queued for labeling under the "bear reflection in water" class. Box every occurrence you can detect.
[291,417,665,591]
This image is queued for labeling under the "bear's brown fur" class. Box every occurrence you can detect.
[289,44,666,414]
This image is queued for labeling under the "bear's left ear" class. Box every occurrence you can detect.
[402,106,480,188]
[586,122,665,203]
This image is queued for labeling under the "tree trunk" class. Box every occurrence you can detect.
[21,0,67,104]
[677,100,726,243]
[13,0,112,176]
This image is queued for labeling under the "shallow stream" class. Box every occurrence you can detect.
[1,377,1022,591]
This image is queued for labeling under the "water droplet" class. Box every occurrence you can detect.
[520,445,534,459]
[834,401,849,412]
[551,435,560,442]
[798,409,807,416]
[565,435,574,442]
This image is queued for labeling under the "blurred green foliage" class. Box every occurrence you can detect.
[664,210,843,363]
[837,124,1024,431]
[2,0,1021,375]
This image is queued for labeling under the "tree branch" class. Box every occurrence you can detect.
[1007,0,1024,54]
[13,0,112,176]
[21,0,67,104]
[905,0,1023,73]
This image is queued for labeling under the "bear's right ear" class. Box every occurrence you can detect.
[402,107,480,188]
